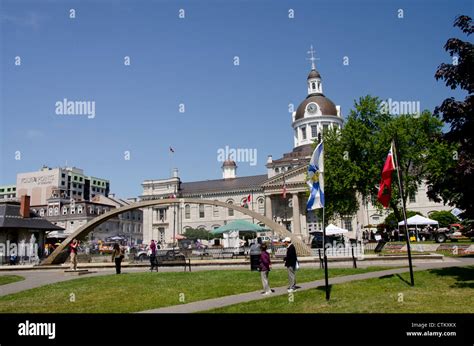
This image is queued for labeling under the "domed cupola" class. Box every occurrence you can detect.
[291,45,343,149]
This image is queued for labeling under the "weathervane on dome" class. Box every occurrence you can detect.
[307,45,319,70]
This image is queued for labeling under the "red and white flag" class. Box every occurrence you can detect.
[377,143,396,208]
[241,194,251,207]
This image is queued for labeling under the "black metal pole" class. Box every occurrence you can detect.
[351,245,357,269]
[392,139,414,286]
[322,206,330,300]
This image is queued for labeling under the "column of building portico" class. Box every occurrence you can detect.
[292,193,302,238]
[265,195,273,220]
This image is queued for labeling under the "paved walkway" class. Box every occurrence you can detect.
[139,258,474,313]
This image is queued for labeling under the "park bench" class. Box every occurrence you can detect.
[155,256,191,272]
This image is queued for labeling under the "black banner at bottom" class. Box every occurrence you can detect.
[0,313,472,345]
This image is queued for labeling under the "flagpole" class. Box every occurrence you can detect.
[322,204,330,300]
[392,139,415,286]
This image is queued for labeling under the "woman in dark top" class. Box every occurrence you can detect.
[259,243,272,295]
[111,243,124,274]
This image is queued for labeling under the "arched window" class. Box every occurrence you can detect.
[78,205,83,214]
[312,82,316,90]
[257,197,265,214]
[54,207,59,216]
[48,208,53,216]
[40,209,45,216]
[227,200,234,216]
[62,206,68,215]
[185,204,191,219]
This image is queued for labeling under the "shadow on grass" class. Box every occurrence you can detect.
[316,284,333,299]
[378,274,412,287]
[428,266,474,289]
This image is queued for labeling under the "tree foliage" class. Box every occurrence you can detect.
[182,228,211,241]
[323,96,452,223]
[428,210,459,228]
[428,15,474,218]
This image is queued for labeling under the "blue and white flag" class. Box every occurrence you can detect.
[306,141,325,210]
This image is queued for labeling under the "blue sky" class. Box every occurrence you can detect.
[0,0,472,198]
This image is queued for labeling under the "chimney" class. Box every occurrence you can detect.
[20,195,31,218]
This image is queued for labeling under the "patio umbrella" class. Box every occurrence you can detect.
[211,220,267,235]
[109,236,124,241]
[325,224,349,236]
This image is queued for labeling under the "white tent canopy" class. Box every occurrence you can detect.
[398,214,439,226]
[325,224,349,235]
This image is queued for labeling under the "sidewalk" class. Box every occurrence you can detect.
[139,258,474,313]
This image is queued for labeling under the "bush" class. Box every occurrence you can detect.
[428,210,459,228]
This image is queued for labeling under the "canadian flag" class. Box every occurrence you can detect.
[241,194,251,207]
[377,143,396,208]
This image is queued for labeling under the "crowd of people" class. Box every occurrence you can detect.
[62,236,301,294]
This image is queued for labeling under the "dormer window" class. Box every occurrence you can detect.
[312,82,316,90]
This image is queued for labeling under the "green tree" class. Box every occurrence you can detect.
[183,228,211,241]
[428,210,459,228]
[428,15,474,218]
[322,96,453,223]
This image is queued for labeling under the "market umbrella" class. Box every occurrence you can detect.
[325,224,349,236]
[211,220,267,235]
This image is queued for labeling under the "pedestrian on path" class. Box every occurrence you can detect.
[69,239,79,271]
[149,239,158,272]
[283,237,298,292]
[259,243,272,295]
[111,243,124,274]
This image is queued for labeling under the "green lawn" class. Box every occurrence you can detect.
[0,267,391,313]
[0,275,24,286]
[208,266,474,313]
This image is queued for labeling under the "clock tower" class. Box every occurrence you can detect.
[291,45,343,149]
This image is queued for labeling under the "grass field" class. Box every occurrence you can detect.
[207,266,474,313]
[0,275,24,286]
[0,267,390,313]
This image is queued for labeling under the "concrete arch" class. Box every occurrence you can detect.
[41,198,312,265]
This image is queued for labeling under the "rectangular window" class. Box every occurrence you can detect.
[311,125,317,138]
[409,192,416,203]
[159,209,166,222]
[185,205,190,219]
[301,127,307,140]
[199,204,205,218]
[343,217,353,232]
[213,205,219,217]
[323,124,329,133]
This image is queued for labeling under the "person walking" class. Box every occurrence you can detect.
[259,243,272,295]
[69,239,79,271]
[283,237,298,292]
[111,243,124,274]
[149,239,158,272]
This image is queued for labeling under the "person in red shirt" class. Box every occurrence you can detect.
[69,239,79,271]
[149,240,157,272]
